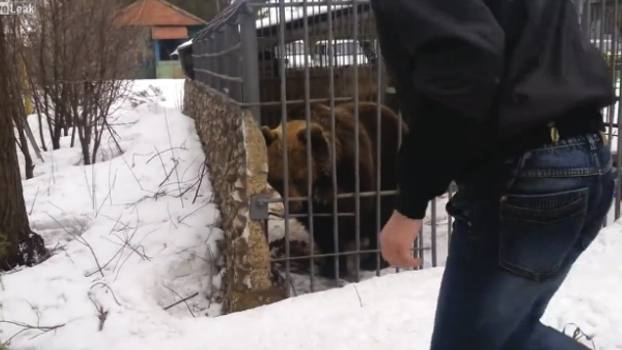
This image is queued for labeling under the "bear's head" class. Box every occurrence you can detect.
[262,119,332,212]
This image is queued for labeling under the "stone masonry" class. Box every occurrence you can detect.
[183,79,286,313]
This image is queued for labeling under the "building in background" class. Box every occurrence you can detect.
[117,0,206,79]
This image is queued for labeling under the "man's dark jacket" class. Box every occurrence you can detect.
[372,0,615,219]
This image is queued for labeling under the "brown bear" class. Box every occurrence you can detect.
[262,102,407,278]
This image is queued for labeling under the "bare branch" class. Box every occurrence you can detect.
[89,282,122,307]
[87,289,109,332]
[28,186,40,215]
[162,287,199,317]
[352,284,364,308]
[163,110,184,208]
[0,319,65,345]
[192,160,208,204]
[145,147,187,164]
[159,159,180,188]
[44,213,104,278]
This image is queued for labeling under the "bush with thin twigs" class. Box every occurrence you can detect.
[20,0,146,164]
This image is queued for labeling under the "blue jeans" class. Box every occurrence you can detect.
[430,133,615,350]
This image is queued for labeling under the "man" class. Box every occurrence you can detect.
[372,0,615,349]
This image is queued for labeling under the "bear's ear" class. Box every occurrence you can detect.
[262,126,278,146]
[297,125,329,163]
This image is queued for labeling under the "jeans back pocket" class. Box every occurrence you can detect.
[499,188,589,281]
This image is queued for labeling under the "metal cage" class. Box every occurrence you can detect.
[186,0,622,295]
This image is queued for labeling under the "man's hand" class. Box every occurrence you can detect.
[379,211,423,268]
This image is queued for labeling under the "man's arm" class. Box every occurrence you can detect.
[372,0,504,219]
[395,101,493,219]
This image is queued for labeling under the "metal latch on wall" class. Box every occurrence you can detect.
[249,194,271,220]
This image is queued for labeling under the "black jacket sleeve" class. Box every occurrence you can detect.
[395,100,493,219]
[371,0,505,219]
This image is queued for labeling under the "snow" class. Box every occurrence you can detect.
[2,79,622,349]
[177,39,193,50]
[256,0,352,30]
[2,79,225,347]
[171,39,193,58]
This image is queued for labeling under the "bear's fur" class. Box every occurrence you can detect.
[262,102,407,278]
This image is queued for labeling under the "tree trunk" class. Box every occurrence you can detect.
[81,138,91,165]
[0,17,48,271]
[70,124,77,148]
[15,116,35,179]
[52,116,62,149]
[35,97,48,152]
[23,119,44,162]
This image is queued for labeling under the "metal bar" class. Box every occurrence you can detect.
[287,212,357,218]
[202,37,211,88]
[607,1,617,153]
[612,0,622,220]
[223,25,234,98]
[302,0,316,291]
[204,36,212,87]
[258,189,400,207]
[249,0,372,8]
[352,0,362,282]
[192,43,242,58]
[194,40,202,84]
[240,3,262,121]
[396,107,404,275]
[234,25,244,102]
[277,0,292,294]
[200,1,245,33]
[216,30,224,93]
[324,188,398,198]
[257,96,353,106]
[271,246,431,263]
[299,189,399,201]
[616,97,622,219]
[192,68,245,83]
[375,47,383,276]
[327,0,341,282]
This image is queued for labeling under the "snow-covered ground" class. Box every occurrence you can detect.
[1,79,621,349]
[1,80,225,348]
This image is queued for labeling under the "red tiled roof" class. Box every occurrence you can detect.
[117,0,206,27]
[152,26,189,39]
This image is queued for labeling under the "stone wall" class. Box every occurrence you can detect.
[183,79,286,313]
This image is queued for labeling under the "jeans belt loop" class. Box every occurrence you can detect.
[586,133,598,150]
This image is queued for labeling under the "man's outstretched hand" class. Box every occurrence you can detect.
[379,211,423,268]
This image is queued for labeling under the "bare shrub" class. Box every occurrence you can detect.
[22,0,145,164]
